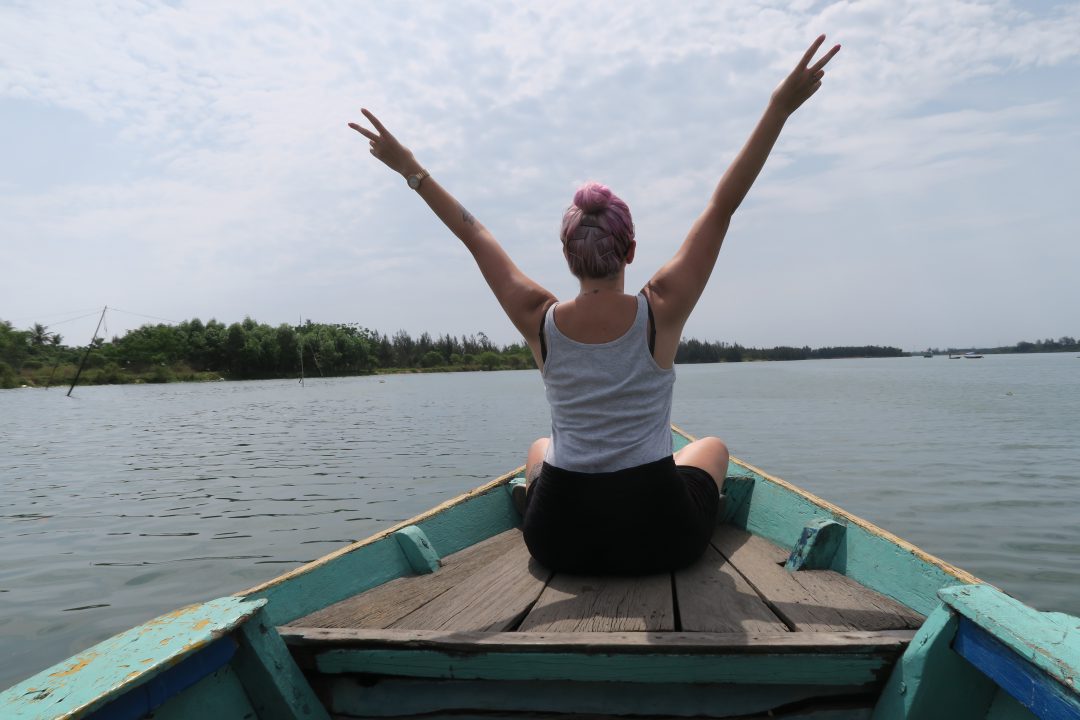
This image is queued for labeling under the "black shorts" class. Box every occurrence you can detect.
[522,456,720,575]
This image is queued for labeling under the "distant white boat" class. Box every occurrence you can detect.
[963,352,983,359]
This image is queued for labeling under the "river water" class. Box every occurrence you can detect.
[2,353,1078,687]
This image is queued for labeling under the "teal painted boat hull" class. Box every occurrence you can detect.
[3,427,1076,719]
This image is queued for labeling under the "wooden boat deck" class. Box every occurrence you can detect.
[284,525,923,636]
[280,525,924,717]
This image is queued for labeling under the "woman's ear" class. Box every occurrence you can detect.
[625,240,637,265]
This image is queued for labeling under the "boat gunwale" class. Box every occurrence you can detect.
[279,626,918,654]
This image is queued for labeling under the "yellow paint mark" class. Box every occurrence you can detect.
[139,603,204,632]
[49,653,97,678]
[141,658,155,663]
[192,619,211,630]
[159,638,172,646]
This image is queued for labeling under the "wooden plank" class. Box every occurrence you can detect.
[517,572,674,632]
[713,525,858,632]
[953,617,1080,720]
[872,603,996,720]
[940,584,1080,693]
[675,544,789,633]
[390,533,551,631]
[790,572,923,631]
[313,646,901,686]
[286,529,526,630]
[280,627,915,653]
[0,596,265,720]
[713,526,921,632]
[232,608,331,720]
[326,676,866,718]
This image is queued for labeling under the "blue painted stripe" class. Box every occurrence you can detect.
[86,638,237,720]
[954,617,1080,720]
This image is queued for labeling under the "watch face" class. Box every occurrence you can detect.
[407,175,421,189]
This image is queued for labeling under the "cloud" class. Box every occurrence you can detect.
[1,1,1078,348]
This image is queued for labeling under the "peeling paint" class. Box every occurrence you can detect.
[48,653,97,678]
[2,596,265,717]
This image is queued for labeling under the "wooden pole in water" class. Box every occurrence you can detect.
[298,314,305,386]
[67,305,107,397]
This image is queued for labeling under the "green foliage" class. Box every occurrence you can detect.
[0,320,30,371]
[1005,337,1079,354]
[0,360,19,389]
[421,350,445,368]
[3,311,1075,391]
[478,351,502,370]
[676,340,906,363]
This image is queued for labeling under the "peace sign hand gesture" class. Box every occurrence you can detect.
[348,109,422,178]
[770,35,841,116]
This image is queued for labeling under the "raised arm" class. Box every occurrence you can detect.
[645,36,840,353]
[349,109,555,359]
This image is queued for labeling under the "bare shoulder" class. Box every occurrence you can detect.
[640,280,686,370]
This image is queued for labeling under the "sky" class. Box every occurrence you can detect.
[2,0,1078,352]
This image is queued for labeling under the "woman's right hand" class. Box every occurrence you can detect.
[770,35,841,116]
[348,108,423,178]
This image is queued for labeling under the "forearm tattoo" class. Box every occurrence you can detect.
[459,204,476,226]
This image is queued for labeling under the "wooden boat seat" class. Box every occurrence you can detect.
[284,526,922,636]
[281,527,922,714]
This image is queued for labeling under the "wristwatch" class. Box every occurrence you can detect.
[406,169,429,190]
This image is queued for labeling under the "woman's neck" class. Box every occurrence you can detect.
[578,275,625,297]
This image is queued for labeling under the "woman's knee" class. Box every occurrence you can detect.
[701,436,729,463]
[676,436,729,481]
[526,437,549,484]
[527,437,549,461]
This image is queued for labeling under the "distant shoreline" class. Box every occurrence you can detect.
[5,314,1077,390]
[6,348,1078,391]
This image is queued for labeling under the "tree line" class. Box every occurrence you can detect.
[921,336,1080,356]
[0,317,539,388]
[675,339,904,363]
[5,314,1073,390]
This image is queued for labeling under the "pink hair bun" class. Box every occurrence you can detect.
[560,181,635,279]
[573,182,612,214]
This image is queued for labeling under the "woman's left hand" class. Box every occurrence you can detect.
[770,35,841,116]
[348,109,422,177]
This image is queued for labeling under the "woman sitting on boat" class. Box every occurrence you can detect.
[350,36,839,575]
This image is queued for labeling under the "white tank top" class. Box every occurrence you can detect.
[542,293,675,473]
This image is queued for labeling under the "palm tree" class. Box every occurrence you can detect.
[29,323,51,346]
